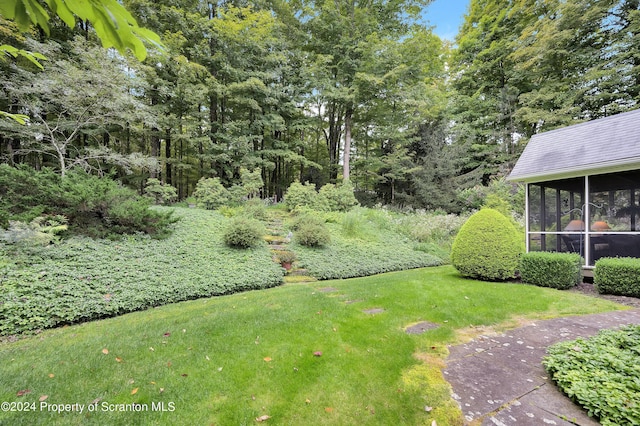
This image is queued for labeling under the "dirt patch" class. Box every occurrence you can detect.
[404,321,440,335]
[363,308,385,315]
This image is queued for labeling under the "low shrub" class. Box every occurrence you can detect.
[319,181,359,212]
[594,257,640,297]
[0,166,176,238]
[295,221,331,247]
[451,208,523,281]
[520,252,583,289]
[544,325,640,425]
[223,217,266,249]
[284,181,323,211]
[144,178,178,205]
[193,177,229,210]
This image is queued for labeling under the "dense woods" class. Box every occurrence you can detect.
[1,0,639,211]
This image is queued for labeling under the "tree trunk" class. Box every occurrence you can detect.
[165,128,172,185]
[343,107,352,181]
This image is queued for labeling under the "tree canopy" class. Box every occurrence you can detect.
[1,0,639,211]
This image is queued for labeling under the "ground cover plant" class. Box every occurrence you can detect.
[289,208,442,280]
[544,325,640,425]
[0,207,283,336]
[0,266,625,426]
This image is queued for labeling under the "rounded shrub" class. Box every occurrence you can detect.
[594,257,640,297]
[295,221,331,247]
[223,217,266,249]
[451,208,523,280]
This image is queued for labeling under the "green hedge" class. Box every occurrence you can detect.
[520,252,583,289]
[594,257,640,297]
[451,208,523,281]
[544,325,640,425]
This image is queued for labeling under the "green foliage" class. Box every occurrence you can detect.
[0,207,283,335]
[193,177,230,210]
[519,252,583,290]
[0,215,67,246]
[319,181,359,212]
[240,168,263,199]
[223,216,266,249]
[544,326,640,426]
[284,181,323,211]
[451,208,523,280]
[144,178,178,205]
[274,250,296,263]
[241,198,268,221]
[594,257,640,298]
[0,0,162,61]
[295,220,331,248]
[0,165,176,238]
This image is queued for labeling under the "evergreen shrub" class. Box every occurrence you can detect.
[295,221,331,247]
[193,177,229,209]
[520,251,583,289]
[0,165,176,238]
[285,181,320,211]
[223,217,265,248]
[319,181,359,212]
[594,257,640,297]
[451,208,523,280]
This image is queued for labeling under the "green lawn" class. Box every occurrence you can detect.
[0,266,625,425]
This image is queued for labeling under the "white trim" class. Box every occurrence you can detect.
[508,159,640,183]
[525,183,530,252]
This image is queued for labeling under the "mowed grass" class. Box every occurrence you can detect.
[0,266,625,425]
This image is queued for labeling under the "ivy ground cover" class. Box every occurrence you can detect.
[0,266,624,425]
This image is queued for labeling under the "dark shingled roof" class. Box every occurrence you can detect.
[508,109,640,182]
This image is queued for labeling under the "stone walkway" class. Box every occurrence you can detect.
[443,309,640,425]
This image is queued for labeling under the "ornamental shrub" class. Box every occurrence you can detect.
[144,178,178,205]
[451,208,523,280]
[284,181,320,211]
[223,217,265,249]
[193,177,229,209]
[295,221,331,247]
[319,181,359,212]
[519,252,583,289]
[594,257,640,297]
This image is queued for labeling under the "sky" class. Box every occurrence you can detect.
[421,0,470,41]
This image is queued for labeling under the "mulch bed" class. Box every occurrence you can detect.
[571,281,640,308]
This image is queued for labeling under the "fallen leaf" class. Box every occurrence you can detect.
[305,398,311,404]
[313,351,322,357]
[263,357,272,362]
[181,373,188,377]
[16,389,31,397]
[159,388,164,394]
[102,348,109,355]
[128,379,135,385]
[217,367,223,372]
[131,388,138,395]
[425,406,433,412]
[90,398,102,405]
[163,332,171,337]
[167,361,172,367]
[205,356,210,361]
[39,395,48,402]
[324,407,333,413]
[150,381,156,385]
[255,414,271,422]
[149,347,155,352]
[48,373,54,378]
[182,329,186,333]
[432,421,438,426]
[115,357,123,363]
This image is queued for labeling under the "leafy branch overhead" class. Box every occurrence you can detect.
[0,0,162,60]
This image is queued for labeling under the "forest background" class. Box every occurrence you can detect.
[1,0,639,213]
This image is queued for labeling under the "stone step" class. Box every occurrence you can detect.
[283,275,317,284]
[287,268,310,276]
[269,244,287,251]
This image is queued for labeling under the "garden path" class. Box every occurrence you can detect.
[263,211,316,283]
[444,308,640,425]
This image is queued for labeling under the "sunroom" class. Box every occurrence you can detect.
[507,109,640,273]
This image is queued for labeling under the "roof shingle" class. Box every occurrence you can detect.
[508,109,640,182]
